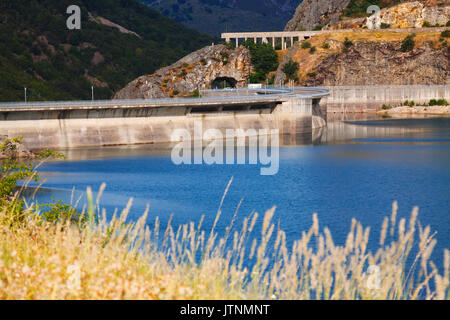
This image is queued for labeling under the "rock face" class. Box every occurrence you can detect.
[366,1,450,29]
[284,0,351,31]
[0,137,35,159]
[301,41,449,86]
[286,0,450,31]
[114,45,252,99]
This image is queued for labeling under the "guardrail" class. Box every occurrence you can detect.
[0,87,329,110]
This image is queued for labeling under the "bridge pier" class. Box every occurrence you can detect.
[222,31,322,49]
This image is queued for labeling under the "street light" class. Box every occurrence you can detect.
[24,87,27,103]
[91,86,94,101]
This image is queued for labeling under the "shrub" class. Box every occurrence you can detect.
[249,71,266,83]
[306,71,316,77]
[401,34,415,52]
[36,200,86,226]
[225,41,235,50]
[309,46,316,54]
[447,20,450,27]
[189,88,200,98]
[422,21,432,27]
[220,51,229,59]
[312,25,323,31]
[344,37,353,48]
[380,23,390,29]
[382,104,392,110]
[322,42,330,49]
[282,59,299,80]
[301,41,311,49]
[179,69,188,77]
[344,0,383,18]
[172,90,179,96]
[441,30,450,38]
[428,99,449,106]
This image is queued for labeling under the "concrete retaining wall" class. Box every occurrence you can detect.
[0,96,325,150]
[322,85,450,112]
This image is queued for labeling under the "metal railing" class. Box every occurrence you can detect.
[0,87,330,110]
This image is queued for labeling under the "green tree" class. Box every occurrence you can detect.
[282,59,299,81]
[243,41,278,82]
[301,41,311,49]
[401,34,416,52]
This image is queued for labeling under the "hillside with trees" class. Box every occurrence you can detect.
[0,0,213,102]
[142,0,299,36]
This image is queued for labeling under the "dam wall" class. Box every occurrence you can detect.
[0,93,326,150]
[321,85,450,112]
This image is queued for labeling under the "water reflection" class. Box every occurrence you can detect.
[28,114,450,272]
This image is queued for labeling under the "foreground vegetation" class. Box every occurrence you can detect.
[0,141,448,299]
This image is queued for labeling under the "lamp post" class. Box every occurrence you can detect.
[24,87,27,103]
[91,86,94,101]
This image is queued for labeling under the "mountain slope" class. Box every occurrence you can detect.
[274,30,449,85]
[0,0,213,102]
[142,0,300,36]
[285,0,450,31]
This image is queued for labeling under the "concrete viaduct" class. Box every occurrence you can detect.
[221,27,450,49]
[222,31,323,50]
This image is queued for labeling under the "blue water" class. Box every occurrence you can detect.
[29,117,450,270]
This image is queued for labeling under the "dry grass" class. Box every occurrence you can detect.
[288,30,445,83]
[0,183,448,300]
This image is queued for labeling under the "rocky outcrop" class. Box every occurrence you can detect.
[114,45,252,99]
[0,137,35,159]
[286,0,450,31]
[366,1,450,29]
[301,41,449,86]
[88,13,141,38]
[284,0,351,31]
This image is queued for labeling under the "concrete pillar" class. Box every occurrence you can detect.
[236,38,239,47]
[262,37,268,44]
[291,37,294,47]
[282,37,286,50]
[254,37,257,43]
[272,37,275,48]
[225,38,230,43]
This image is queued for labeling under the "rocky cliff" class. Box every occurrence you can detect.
[114,45,252,99]
[367,1,450,29]
[303,41,449,86]
[285,0,450,31]
[275,31,449,86]
[284,0,351,31]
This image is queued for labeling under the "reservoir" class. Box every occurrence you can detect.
[29,115,450,269]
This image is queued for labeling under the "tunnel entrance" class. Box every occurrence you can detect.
[211,77,238,89]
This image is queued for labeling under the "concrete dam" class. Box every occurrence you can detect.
[0,87,329,150]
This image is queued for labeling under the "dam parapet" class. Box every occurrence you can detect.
[321,85,450,112]
[0,88,328,150]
